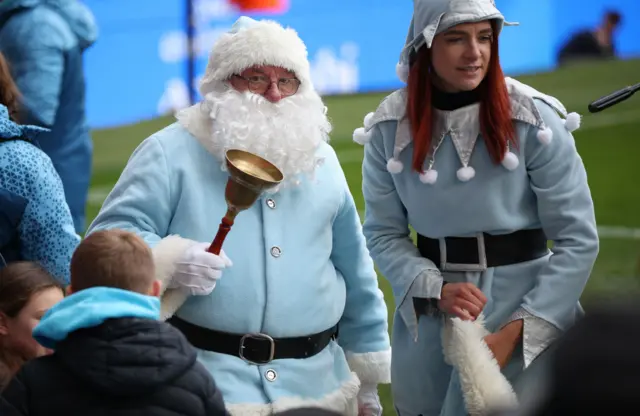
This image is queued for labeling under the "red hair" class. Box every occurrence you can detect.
[406,27,516,173]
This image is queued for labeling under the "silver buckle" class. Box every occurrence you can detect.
[439,232,488,272]
[239,333,275,365]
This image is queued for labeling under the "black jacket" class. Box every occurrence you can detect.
[0,317,229,416]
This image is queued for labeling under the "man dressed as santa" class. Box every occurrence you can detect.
[87,16,391,416]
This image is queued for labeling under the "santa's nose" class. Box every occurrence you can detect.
[263,82,283,103]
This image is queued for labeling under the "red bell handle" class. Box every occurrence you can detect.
[207,216,234,255]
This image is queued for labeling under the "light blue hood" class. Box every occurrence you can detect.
[399,0,518,65]
[0,0,97,50]
[33,286,160,349]
[0,103,49,140]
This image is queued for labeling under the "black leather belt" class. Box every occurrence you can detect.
[168,316,338,365]
[417,228,549,271]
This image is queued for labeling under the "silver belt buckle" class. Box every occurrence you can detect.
[439,232,488,272]
[239,333,275,365]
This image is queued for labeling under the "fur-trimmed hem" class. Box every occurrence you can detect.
[151,235,195,321]
[443,316,519,416]
[345,349,392,385]
[226,372,361,416]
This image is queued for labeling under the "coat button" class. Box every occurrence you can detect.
[265,369,277,382]
[266,198,276,209]
[270,246,281,258]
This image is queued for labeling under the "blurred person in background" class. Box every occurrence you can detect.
[0,0,99,234]
[87,16,390,416]
[557,10,622,66]
[354,0,599,414]
[532,300,640,415]
[489,299,640,415]
[0,52,80,284]
[0,262,63,391]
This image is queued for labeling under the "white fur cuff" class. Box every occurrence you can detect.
[151,235,195,321]
[443,316,518,416]
[345,349,392,385]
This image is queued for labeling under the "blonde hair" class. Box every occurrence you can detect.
[70,230,155,294]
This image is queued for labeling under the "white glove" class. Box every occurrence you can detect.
[357,384,382,416]
[168,242,232,296]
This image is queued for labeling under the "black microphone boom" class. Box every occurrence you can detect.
[588,83,640,113]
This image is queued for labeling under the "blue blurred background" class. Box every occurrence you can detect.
[83,0,640,129]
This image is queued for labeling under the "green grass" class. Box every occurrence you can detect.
[88,58,640,414]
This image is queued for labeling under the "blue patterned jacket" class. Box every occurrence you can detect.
[0,0,98,233]
[0,104,79,284]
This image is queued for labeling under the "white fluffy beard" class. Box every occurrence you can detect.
[198,86,332,192]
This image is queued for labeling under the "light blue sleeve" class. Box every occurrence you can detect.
[2,20,65,127]
[521,101,599,331]
[361,123,443,340]
[86,136,173,247]
[18,146,80,285]
[329,152,391,385]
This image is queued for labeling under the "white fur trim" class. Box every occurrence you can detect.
[345,349,392,384]
[564,112,581,132]
[160,289,189,322]
[419,169,438,184]
[226,372,361,416]
[152,235,193,293]
[396,62,409,84]
[352,127,372,145]
[363,112,375,130]
[456,166,476,182]
[501,151,519,171]
[537,127,553,145]
[386,158,404,174]
[151,235,194,321]
[444,316,519,416]
[200,19,312,96]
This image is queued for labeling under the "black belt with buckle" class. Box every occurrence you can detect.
[417,228,549,272]
[168,316,338,365]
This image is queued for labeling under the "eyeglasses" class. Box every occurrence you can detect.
[232,74,301,96]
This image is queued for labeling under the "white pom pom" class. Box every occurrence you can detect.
[396,62,409,83]
[456,166,476,182]
[564,112,581,132]
[419,169,438,184]
[501,151,519,171]
[363,112,375,129]
[323,106,328,115]
[352,127,372,145]
[537,127,553,145]
[386,158,404,174]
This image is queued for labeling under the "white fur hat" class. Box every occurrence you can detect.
[199,16,313,96]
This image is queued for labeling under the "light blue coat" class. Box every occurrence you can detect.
[86,122,391,415]
[0,104,79,284]
[358,79,599,416]
[0,0,98,233]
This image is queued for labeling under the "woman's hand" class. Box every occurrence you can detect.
[437,282,487,320]
[484,319,524,369]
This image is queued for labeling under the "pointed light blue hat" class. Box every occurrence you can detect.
[396,0,518,82]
